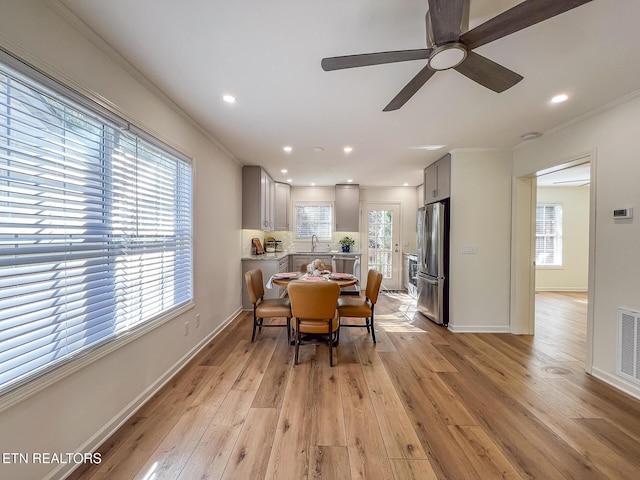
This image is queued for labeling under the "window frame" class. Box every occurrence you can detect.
[535,203,563,269]
[0,50,194,411]
[293,202,333,241]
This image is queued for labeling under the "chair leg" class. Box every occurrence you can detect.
[370,307,377,344]
[286,317,291,345]
[293,318,300,365]
[251,309,258,342]
[328,320,333,367]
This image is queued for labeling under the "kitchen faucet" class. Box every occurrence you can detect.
[311,234,317,252]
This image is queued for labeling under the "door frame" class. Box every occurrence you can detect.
[510,152,596,372]
[360,202,402,290]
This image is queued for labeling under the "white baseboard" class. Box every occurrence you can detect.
[590,367,640,401]
[55,307,242,480]
[535,287,588,292]
[447,324,511,333]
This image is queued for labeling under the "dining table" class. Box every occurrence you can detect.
[268,271,358,290]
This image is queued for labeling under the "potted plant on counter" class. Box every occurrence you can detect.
[339,236,355,253]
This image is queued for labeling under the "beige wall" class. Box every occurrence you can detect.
[0,2,242,479]
[514,93,640,399]
[449,149,513,332]
[535,186,590,291]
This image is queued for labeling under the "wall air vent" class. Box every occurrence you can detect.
[618,308,640,385]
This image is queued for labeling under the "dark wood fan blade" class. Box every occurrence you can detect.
[427,0,465,44]
[321,49,431,71]
[460,0,592,50]
[383,64,437,112]
[454,51,523,93]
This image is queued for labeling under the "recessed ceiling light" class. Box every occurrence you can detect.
[310,182,316,186]
[403,182,409,186]
[551,93,568,104]
[287,178,292,183]
[343,146,353,153]
[222,94,236,103]
[283,146,293,153]
[313,147,324,152]
[347,179,353,183]
[281,169,288,174]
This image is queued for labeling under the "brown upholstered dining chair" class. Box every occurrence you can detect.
[287,280,341,366]
[244,269,291,343]
[337,269,383,343]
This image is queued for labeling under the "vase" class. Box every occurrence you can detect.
[341,245,350,252]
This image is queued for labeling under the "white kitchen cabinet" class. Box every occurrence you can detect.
[242,165,275,231]
[423,153,450,204]
[335,184,360,232]
[274,181,290,231]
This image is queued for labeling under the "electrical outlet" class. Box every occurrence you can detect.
[195,314,200,328]
[184,321,189,336]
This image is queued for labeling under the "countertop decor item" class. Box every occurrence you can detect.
[252,238,264,255]
[339,236,355,252]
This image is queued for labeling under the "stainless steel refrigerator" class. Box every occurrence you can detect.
[417,200,449,325]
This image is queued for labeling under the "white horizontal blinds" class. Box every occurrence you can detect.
[0,61,192,395]
[295,204,332,239]
[111,133,192,332]
[535,204,562,266]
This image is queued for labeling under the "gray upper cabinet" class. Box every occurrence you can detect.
[335,184,360,232]
[274,181,290,231]
[243,165,275,231]
[423,153,450,204]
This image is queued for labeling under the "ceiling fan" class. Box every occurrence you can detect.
[321,0,593,111]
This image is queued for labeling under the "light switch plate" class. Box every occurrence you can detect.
[460,245,477,254]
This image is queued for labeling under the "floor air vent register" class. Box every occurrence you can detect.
[618,308,640,385]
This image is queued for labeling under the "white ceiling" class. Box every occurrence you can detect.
[537,163,590,187]
[55,0,640,187]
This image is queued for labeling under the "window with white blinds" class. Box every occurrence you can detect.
[535,204,562,266]
[0,54,193,396]
[295,203,332,239]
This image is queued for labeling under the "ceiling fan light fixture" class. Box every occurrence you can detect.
[428,43,467,71]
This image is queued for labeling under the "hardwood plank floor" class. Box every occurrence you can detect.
[68,291,640,479]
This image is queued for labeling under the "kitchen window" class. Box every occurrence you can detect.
[0,52,193,399]
[536,203,563,267]
[294,203,332,239]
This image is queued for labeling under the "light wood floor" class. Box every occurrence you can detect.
[68,291,640,479]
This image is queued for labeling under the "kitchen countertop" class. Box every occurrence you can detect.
[241,251,361,261]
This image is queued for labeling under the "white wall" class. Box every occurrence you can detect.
[536,186,590,291]
[449,150,513,332]
[514,93,640,398]
[0,2,242,479]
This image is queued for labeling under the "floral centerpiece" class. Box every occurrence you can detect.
[339,236,355,252]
